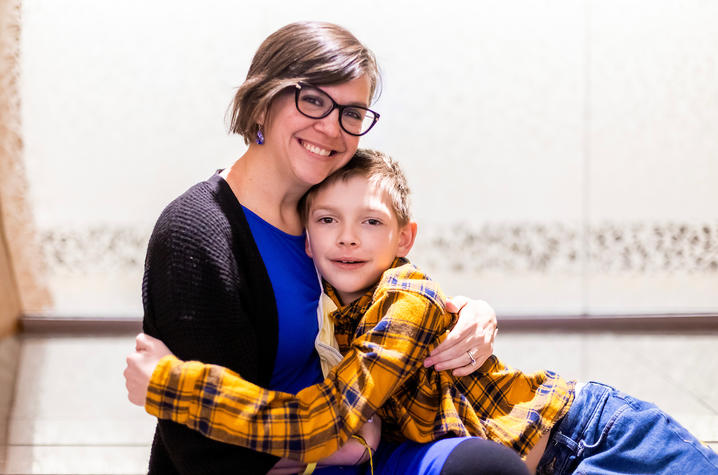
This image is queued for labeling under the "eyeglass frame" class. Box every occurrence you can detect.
[294,82,380,136]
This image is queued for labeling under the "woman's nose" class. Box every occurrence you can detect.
[314,109,342,137]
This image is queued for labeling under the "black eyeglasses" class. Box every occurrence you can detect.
[294,82,380,136]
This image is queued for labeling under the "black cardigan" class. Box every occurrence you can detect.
[142,174,280,474]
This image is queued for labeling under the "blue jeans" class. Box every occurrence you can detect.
[536,381,718,474]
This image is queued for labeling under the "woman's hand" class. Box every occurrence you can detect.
[423,296,498,376]
[267,458,306,475]
[124,333,174,406]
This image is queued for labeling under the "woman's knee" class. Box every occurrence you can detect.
[440,438,530,475]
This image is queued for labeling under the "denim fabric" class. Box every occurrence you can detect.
[536,381,718,474]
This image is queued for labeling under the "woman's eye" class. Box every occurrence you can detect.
[302,94,325,108]
[343,108,365,121]
[318,217,334,224]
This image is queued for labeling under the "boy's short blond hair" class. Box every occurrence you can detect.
[300,148,411,226]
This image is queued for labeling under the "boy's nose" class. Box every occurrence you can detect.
[338,227,359,247]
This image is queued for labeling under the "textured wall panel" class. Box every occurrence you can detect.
[18,0,718,316]
[0,0,52,317]
[587,0,718,311]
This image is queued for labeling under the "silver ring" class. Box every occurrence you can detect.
[467,350,477,366]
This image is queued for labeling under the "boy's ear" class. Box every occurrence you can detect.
[396,221,418,258]
[305,233,313,258]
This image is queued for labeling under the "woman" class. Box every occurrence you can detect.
[141,22,515,474]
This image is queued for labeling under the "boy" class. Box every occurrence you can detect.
[125,149,718,474]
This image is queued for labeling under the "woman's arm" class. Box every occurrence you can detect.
[140,198,279,474]
[423,296,498,377]
[126,288,450,462]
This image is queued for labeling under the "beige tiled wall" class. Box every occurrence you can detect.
[586,1,718,313]
[17,0,718,317]
[0,220,21,336]
[0,0,52,318]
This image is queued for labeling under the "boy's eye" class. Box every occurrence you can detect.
[365,218,382,226]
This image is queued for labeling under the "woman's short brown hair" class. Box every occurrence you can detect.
[228,22,381,144]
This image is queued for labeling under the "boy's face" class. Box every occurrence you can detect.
[305,175,416,304]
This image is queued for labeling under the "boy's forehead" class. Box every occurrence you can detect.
[310,175,391,211]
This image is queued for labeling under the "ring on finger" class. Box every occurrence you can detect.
[467,349,477,366]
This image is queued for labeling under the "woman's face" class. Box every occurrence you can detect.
[261,75,372,188]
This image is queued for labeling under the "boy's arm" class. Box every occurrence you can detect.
[269,413,380,471]
[126,335,380,467]
[315,415,380,466]
[269,417,379,473]
[143,288,449,463]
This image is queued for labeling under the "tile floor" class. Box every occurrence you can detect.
[1,331,717,474]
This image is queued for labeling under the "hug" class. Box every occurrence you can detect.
[124,21,718,475]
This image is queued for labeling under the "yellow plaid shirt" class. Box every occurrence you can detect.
[146,258,574,463]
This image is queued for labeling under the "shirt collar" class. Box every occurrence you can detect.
[323,257,409,325]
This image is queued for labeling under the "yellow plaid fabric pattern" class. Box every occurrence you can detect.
[146,259,574,462]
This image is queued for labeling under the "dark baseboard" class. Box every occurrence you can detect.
[499,313,718,333]
[19,313,718,335]
[20,315,142,335]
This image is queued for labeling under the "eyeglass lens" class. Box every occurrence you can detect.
[296,86,378,136]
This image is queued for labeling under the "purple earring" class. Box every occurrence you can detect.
[256,127,264,145]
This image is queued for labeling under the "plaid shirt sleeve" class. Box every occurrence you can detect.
[145,284,450,463]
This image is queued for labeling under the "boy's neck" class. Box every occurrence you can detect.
[337,293,362,307]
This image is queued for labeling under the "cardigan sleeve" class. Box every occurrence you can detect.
[144,287,450,463]
[142,199,279,474]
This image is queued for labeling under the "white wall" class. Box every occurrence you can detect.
[20,0,718,316]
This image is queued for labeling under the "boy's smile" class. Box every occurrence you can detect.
[305,175,415,304]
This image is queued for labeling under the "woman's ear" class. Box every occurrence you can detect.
[396,221,418,258]
[256,106,266,126]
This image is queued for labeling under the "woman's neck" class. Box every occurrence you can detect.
[221,148,307,236]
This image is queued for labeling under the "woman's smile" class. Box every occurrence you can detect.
[298,138,336,157]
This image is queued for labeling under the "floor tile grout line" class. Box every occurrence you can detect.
[617,338,718,417]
